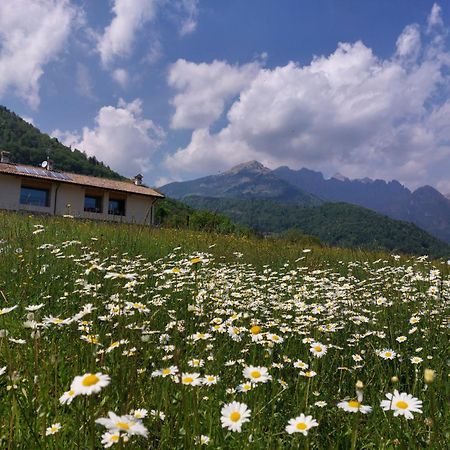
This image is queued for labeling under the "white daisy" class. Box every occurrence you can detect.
[59,389,77,405]
[310,342,328,358]
[181,372,202,386]
[71,372,110,396]
[101,431,121,448]
[379,349,396,360]
[380,390,423,420]
[337,399,372,414]
[45,423,61,436]
[242,366,271,383]
[220,401,251,432]
[286,414,318,435]
[96,412,148,437]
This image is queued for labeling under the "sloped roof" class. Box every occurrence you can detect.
[0,163,164,198]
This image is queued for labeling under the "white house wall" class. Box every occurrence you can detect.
[0,173,157,225]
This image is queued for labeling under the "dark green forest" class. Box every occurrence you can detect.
[0,106,122,179]
[183,196,450,257]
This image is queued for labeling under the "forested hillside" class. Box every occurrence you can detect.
[184,196,450,257]
[0,106,121,179]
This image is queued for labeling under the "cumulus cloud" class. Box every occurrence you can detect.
[0,0,80,108]
[428,3,443,30]
[168,59,261,129]
[53,99,165,176]
[98,0,158,66]
[165,4,450,189]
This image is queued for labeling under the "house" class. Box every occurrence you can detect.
[0,151,164,225]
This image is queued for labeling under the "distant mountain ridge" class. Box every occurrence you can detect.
[161,160,321,206]
[273,166,450,243]
[159,161,450,244]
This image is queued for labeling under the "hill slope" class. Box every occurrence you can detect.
[183,196,450,258]
[0,105,121,179]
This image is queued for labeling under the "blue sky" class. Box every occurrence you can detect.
[1,1,450,191]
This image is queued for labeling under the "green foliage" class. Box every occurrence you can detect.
[0,106,122,179]
[184,196,450,258]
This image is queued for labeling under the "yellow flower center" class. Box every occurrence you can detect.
[250,370,261,379]
[385,352,392,357]
[250,325,261,334]
[162,368,171,375]
[183,377,194,384]
[82,374,99,386]
[348,400,360,408]
[116,422,130,430]
[395,400,408,409]
[111,435,120,442]
[230,412,241,422]
[314,345,322,352]
[296,422,307,430]
[68,390,75,396]
[272,335,279,341]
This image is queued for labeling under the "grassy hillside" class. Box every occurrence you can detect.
[0,105,122,179]
[0,211,447,449]
[183,196,450,258]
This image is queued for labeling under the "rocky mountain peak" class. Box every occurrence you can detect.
[224,160,272,176]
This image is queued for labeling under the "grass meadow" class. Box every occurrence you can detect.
[0,211,448,449]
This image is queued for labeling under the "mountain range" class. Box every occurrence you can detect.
[161,161,450,244]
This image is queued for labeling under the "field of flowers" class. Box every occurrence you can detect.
[0,212,448,449]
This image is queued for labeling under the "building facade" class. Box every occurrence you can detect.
[0,156,164,225]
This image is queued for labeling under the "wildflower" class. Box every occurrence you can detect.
[285,414,318,435]
[59,389,77,405]
[310,342,327,358]
[379,349,396,360]
[424,369,436,384]
[188,358,205,368]
[150,410,166,421]
[202,375,219,386]
[151,366,178,378]
[220,401,251,432]
[0,366,6,376]
[101,431,121,448]
[194,435,210,445]
[314,401,327,407]
[71,372,110,396]
[131,409,148,419]
[396,336,407,343]
[300,370,317,378]
[46,423,61,436]
[267,333,284,343]
[237,382,253,393]
[410,356,423,365]
[380,390,423,419]
[181,372,202,386]
[337,399,372,414]
[96,412,148,437]
[243,366,271,383]
[293,360,308,369]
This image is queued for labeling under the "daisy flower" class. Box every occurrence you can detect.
[242,366,271,383]
[310,342,327,358]
[379,349,396,360]
[151,366,178,378]
[194,435,211,445]
[202,375,219,386]
[286,414,318,435]
[220,401,251,432]
[101,431,121,448]
[337,399,372,414]
[181,372,202,386]
[131,409,148,419]
[237,382,253,393]
[59,389,77,405]
[267,333,284,344]
[380,390,423,420]
[46,423,61,436]
[300,370,317,378]
[71,372,110,396]
[293,360,308,369]
[95,412,148,437]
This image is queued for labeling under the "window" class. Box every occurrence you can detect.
[20,186,50,207]
[84,195,102,213]
[108,198,126,216]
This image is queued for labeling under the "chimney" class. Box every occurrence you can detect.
[133,174,143,186]
[0,151,11,164]
[46,159,54,171]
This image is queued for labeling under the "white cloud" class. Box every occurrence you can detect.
[178,0,199,36]
[22,116,35,126]
[112,68,130,88]
[53,99,165,176]
[0,0,80,108]
[168,59,261,129]
[165,6,450,189]
[428,3,443,30]
[98,0,158,66]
